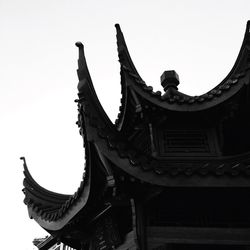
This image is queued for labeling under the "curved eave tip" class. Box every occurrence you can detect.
[20,156,25,163]
[75,41,84,48]
[20,156,27,170]
[115,23,121,32]
[247,20,250,31]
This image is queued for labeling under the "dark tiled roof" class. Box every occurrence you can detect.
[80,99,250,179]
[115,22,250,120]
[124,65,249,104]
[21,98,91,227]
[22,155,87,222]
[74,42,250,185]
[22,42,112,230]
[22,22,250,229]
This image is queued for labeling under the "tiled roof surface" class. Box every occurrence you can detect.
[22,42,113,230]
[22,96,90,226]
[115,22,250,124]
[75,42,250,183]
[22,22,250,230]
[22,156,86,222]
[79,99,250,178]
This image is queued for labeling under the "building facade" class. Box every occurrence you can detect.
[22,21,250,249]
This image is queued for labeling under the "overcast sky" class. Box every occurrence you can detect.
[1,0,250,249]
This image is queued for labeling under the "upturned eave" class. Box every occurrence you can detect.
[115,21,250,121]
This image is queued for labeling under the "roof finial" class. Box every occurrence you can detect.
[160,70,180,91]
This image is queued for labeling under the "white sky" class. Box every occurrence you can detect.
[0,0,250,249]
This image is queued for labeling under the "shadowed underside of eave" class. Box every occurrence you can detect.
[85,113,250,187]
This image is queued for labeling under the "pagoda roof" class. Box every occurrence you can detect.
[76,60,250,186]
[22,22,250,233]
[21,97,92,231]
[115,22,250,129]
[22,42,117,231]
[75,39,250,183]
[22,151,90,231]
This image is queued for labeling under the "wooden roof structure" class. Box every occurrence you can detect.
[22,22,250,250]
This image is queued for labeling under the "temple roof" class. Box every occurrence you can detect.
[21,96,92,231]
[115,22,250,129]
[22,21,250,234]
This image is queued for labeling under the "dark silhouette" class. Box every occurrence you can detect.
[22,21,250,249]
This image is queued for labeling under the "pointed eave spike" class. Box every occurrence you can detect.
[243,20,250,44]
[75,41,83,48]
[75,41,84,65]
[20,156,34,182]
[246,20,250,38]
[20,156,33,179]
[74,41,116,129]
[20,156,27,170]
[115,24,143,81]
[75,41,85,68]
[75,41,92,83]
[115,23,127,53]
[115,23,121,32]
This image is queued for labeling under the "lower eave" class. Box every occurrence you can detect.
[22,134,92,231]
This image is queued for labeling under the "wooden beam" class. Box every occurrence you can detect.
[147,226,250,248]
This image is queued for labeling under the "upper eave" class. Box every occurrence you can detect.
[76,42,116,132]
[115,22,250,121]
[73,24,250,187]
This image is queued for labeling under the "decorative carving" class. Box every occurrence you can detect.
[156,129,219,157]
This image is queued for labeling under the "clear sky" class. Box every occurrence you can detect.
[1,0,250,249]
